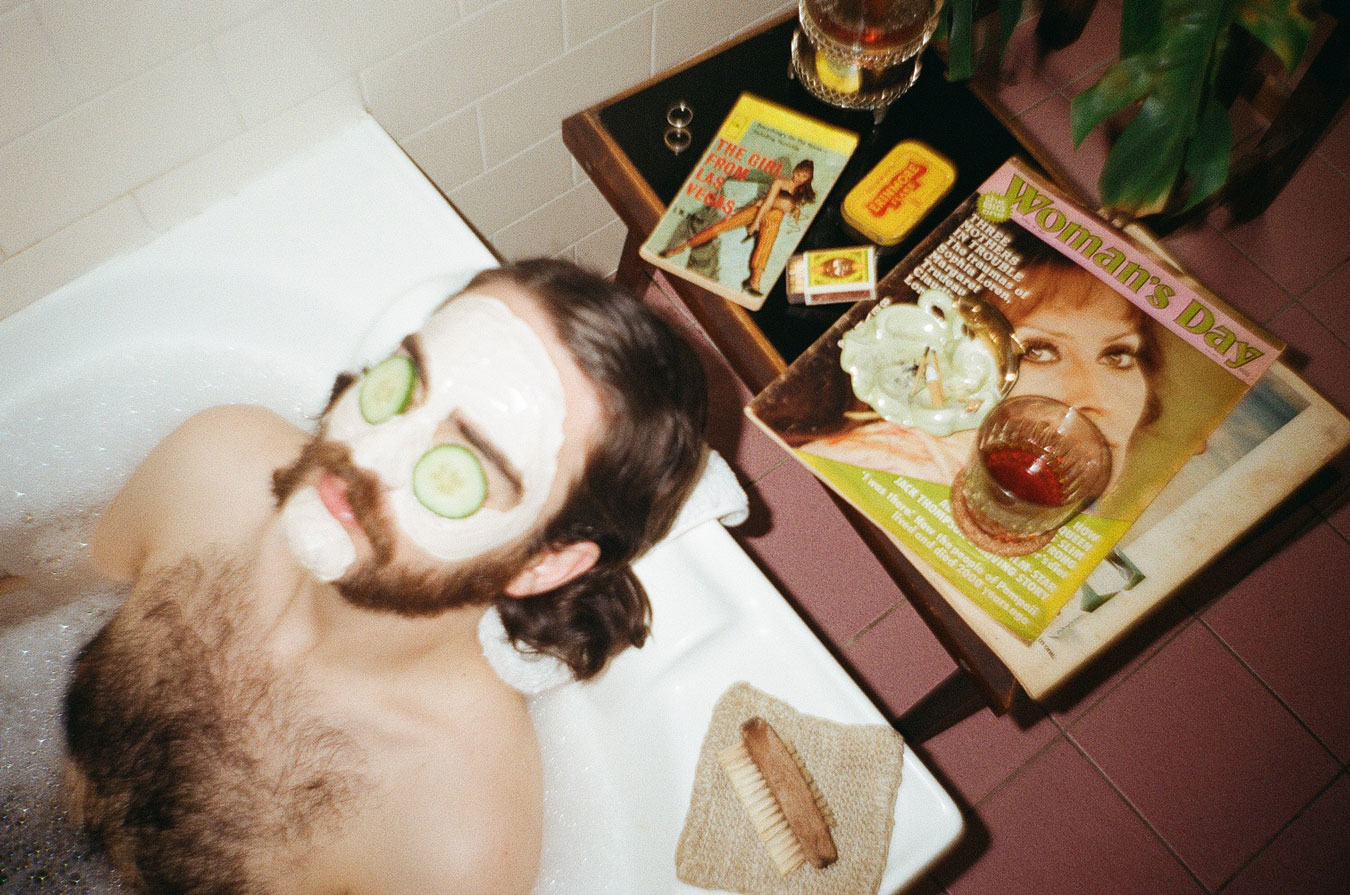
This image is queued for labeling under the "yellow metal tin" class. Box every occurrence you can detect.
[843,141,956,246]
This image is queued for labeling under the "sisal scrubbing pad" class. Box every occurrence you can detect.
[675,682,905,894]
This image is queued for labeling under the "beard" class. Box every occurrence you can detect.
[271,434,537,617]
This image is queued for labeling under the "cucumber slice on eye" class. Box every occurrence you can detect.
[413,445,488,519]
[359,355,416,424]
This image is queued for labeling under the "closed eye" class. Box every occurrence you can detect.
[399,334,428,406]
[444,414,524,508]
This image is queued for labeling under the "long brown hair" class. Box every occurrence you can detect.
[789,159,816,205]
[475,261,708,679]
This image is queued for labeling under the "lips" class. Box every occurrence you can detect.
[317,472,360,529]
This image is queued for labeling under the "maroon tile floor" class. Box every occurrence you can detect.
[638,9,1349,893]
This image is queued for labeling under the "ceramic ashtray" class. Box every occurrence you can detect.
[839,288,1020,436]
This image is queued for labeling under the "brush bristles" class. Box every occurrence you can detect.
[719,740,809,874]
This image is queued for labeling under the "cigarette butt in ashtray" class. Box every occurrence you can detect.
[925,351,946,407]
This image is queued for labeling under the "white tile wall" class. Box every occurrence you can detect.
[0,3,80,144]
[0,0,795,321]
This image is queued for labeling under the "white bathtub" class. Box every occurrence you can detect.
[0,117,961,893]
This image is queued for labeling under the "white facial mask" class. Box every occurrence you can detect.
[281,485,356,581]
[323,294,567,563]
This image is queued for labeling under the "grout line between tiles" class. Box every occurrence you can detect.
[1193,612,1348,767]
[1056,619,1347,890]
[969,730,1068,812]
[1292,294,1350,353]
[747,454,790,486]
[844,599,906,647]
[1039,614,1199,736]
[1297,255,1350,299]
[1209,768,1349,893]
[1058,729,1215,892]
[1314,137,1350,182]
[1210,227,1300,323]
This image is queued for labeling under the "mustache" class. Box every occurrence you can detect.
[273,437,397,565]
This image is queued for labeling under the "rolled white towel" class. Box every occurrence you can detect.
[477,606,574,696]
[665,449,749,542]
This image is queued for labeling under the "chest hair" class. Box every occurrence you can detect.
[64,556,363,895]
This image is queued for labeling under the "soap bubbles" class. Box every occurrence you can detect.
[0,342,317,894]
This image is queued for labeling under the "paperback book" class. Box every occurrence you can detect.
[746,158,1283,641]
[640,92,858,311]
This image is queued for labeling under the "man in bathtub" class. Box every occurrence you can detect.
[62,259,708,894]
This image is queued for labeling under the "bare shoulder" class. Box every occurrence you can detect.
[92,405,309,579]
[322,686,544,895]
[390,683,542,895]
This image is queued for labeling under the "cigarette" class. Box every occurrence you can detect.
[925,352,946,408]
[911,348,930,398]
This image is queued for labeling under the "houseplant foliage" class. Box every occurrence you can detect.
[939,0,1317,218]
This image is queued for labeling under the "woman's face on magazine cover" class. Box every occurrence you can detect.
[1012,294,1149,487]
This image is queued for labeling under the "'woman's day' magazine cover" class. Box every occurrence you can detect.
[747,159,1282,641]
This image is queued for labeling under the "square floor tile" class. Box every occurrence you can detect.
[844,598,958,719]
[1162,222,1293,324]
[916,695,1058,808]
[733,459,912,646]
[940,737,1204,895]
[1229,95,1275,148]
[1067,623,1341,890]
[1202,521,1350,761]
[1015,92,1113,207]
[1298,257,1350,341]
[1221,772,1350,895]
[1266,301,1350,415]
[987,63,1060,120]
[1217,156,1350,296]
[1041,598,1193,726]
[1033,0,1122,90]
[1314,104,1350,178]
[1327,468,1350,539]
[987,19,1067,117]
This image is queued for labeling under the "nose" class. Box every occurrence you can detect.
[1045,361,1112,440]
[348,416,429,491]
[1055,354,1104,410]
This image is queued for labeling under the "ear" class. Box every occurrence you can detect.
[503,541,601,598]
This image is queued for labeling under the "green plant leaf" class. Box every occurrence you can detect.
[944,0,978,80]
[1120,0,1167,56]
[1180,93,1233,209]
[1089,0,1238,215]
[1071,56,1153,144]
[1098,93,1189,215]
[943,0,1028,80]
[999,0,1026,53]
[1235,0,1314,72]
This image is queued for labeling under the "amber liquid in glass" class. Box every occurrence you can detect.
[812,0,935,53]
[981,443,1069,508]
[794,0,942,106]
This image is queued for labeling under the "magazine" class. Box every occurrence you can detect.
[639,93,858,311]
[746,158,1284,642]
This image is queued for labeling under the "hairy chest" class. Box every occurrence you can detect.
[63,558,363,894]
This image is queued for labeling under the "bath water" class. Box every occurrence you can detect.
[0,341,631,893]
[0,344,314,892]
